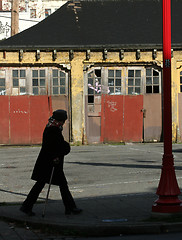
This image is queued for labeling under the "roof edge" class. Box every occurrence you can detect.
[0,43,182,51]
[0,44,165,51]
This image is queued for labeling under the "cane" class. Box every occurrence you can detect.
[42,166,55,218]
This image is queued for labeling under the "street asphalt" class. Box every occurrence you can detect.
[1,143,182,238]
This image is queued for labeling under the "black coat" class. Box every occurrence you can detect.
[31,126,70,186]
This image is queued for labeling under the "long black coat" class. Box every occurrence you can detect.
[31,126,70,186]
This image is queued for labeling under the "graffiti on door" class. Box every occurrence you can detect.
[107,100,118,112]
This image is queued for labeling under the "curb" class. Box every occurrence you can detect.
[1,214,182,237]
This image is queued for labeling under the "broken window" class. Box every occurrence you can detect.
[88,69,102,101]
[146,68,160,93]
[87,69,102,112]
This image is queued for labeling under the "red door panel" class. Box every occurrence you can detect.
[30,96,51,144]
[143,94,162,142]
[10,96,30,144]
[123,95,143,142]
[0,96,9,144]
[0,96,54,145]
[101,95,143,143]
[101,95,124,142]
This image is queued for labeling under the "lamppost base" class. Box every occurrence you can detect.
[152,201,182,213]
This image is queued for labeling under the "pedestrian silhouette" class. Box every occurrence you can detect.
[20,109,82,216]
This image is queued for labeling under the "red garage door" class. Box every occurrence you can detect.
[101,95,143,143]
[0,96,52,145]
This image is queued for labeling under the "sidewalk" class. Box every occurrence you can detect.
[1,193,182,237]
[1,143,182,238]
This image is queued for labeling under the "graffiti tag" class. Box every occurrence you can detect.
[0,89,6,95]
[13,109,28,114]
[107,101,117,112]
[88,79,110,94]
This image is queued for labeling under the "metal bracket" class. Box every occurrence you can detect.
[165,59,171,68]
[36,50,40,61]
[19,49,23,62]
[119,50,124,60]
[52,50,57,61]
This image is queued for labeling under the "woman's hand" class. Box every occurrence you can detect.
[53,157,60,165]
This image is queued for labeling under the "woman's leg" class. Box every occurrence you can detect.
[59,172,82,214]
[59,173,76,210]
[21,181,45,212]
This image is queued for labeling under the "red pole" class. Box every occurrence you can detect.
[152,0,182,213]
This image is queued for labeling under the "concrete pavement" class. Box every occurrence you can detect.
[1,191,182,237]
[1,143,182,238]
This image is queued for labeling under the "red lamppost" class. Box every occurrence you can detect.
[152,0,182,213]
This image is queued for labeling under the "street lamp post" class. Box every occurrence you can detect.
[152,0,182,213]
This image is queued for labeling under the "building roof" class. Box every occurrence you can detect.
[0,0,181,50]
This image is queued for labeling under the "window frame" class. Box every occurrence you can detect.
[45,9,51,17]
[106,67,123,95]
[126,67,144,95]
[145,68,161,94]
[12,69,27,95]
[86,67,103,113]
[180,71,182,93]
[87,68,102,98]
[0,69,6,95]
[32,69,47,96]
[51,68,68,95]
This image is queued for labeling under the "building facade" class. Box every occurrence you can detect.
[0,0,182,145]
